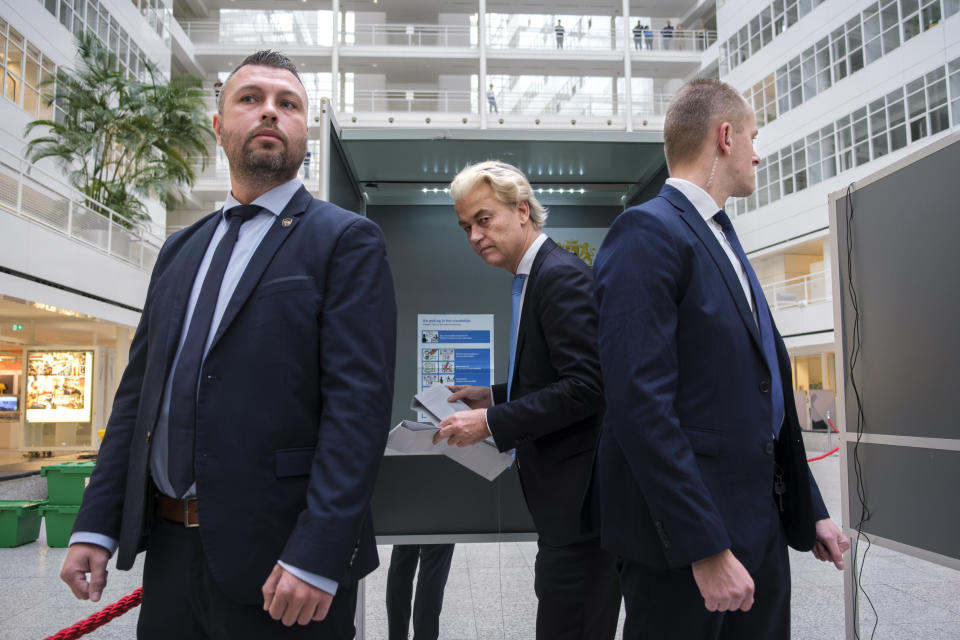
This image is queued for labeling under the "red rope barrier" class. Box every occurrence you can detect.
[44,588,142,640]
[807,416,841,463]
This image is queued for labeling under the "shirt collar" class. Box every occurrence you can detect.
[516,232,548,277]
[221,178,303,220]
[665,177,723,223]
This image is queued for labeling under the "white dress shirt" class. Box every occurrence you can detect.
[665,178,754,316]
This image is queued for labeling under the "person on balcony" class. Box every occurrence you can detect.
[487,84,499,113]
[662,20,675,49]
[554,20,565,49]
[633,21,644,50]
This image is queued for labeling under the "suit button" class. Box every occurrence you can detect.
[764,442,774,455]
[206,374,217,381]
[759,381,770,393]
[146,431,151,441]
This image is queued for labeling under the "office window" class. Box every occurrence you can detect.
[901,0,921,40]
[925,67,949,135]
[921,0,942,28]
[949,59,960,125]
[750,16,762,55]
[945,0,960,18]
[836,114,854,171]
[801,46,818,101]
[773,0,787,34]
[830,26,847,81]
[847,16,865,74]
[880,0,901,55]
[886,88,908,151]
[760,8,773,46]
[869,97,889,158]
[863,4,882,65]
[852,107,870,166]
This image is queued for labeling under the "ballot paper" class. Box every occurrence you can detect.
[386,421,513,482]
[387,385,514,481]
[409,384,471,424]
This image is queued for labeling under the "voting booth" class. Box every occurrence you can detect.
[318,105,667,635]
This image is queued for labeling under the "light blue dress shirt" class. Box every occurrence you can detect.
[71,179,339,595]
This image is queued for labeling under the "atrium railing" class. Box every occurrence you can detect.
[345,90,475,113]
[488,24,623,50]
[761,270,830,311]
[0,147,163,272]
[182,21,331,47]
[628,29,718,52]
[344,23,474,47]
[496,90,626,117]
[631,94,674,120]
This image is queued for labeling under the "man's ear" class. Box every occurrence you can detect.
[516,199,531,223]
[719,122,733,155]
[212,113,223,147]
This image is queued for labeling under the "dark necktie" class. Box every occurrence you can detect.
[507,273,527,399]
[167,204,262,496]
[713,210,785,438]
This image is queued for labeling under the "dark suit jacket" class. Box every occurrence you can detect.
[593,184,827,574]
[487,237,604,547]
[73,186,397,603]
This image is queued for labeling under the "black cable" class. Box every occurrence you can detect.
[845,182,877,639]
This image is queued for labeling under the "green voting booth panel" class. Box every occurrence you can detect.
[371,455,535,539]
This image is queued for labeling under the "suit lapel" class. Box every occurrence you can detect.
[161,212,223,373]
[661,185,764,356]
[207,186,313,354]
[513,238,553,382]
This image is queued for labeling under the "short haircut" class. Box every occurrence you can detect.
[449,161,548,230]
[217,50,305,114]
[663,78,751,170]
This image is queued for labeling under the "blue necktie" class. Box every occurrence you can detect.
[507,273,527,399]
[713,210,785,438]
[167,204,262,497]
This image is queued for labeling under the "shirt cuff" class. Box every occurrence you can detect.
[276,561,339,596]
[69,532,118,556]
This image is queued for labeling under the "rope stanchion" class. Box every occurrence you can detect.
[44,588,142,640]
[807,415,840,463]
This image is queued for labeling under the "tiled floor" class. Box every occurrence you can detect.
[1,449,958,639]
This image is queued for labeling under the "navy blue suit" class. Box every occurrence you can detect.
[594,185,826,638]
[74,186,396,613]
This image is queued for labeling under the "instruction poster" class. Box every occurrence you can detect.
[417,314,494,420]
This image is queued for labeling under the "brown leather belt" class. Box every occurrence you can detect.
[158,495,199,527]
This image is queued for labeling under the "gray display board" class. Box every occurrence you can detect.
[830,132,960,564]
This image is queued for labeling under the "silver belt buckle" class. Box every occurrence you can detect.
[183,498,198,528]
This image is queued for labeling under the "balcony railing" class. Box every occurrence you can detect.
[488,25,623,51]
[631,94,673,120]
[345,90,475,113]
[182,21,331,47]
[762,270,830,311]
[628,29,717,52]
[344,24,474,47]
[0,147,163,272]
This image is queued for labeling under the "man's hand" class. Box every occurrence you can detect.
[446,385,493,409]
[262,565,334,627]
[433,409,490,447]
[61,543,110,602]
[812,518,850,570]
[690,549,755,612]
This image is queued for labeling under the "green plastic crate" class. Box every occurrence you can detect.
[0,500,46,547]
[41,504,80,548]
[40,461,96,505]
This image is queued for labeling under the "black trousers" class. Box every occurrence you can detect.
[618,523,790,640]
[534,537,621,640]
[137,518,358,640]
[385,544,455,640]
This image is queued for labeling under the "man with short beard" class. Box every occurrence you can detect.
[60,50,397,640]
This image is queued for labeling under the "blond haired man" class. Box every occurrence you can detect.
[434,161,620,639]
[594,78,848,639]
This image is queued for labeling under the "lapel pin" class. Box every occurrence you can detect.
[281,217,293,228]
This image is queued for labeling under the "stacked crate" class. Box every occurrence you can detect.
[39,462,95,547]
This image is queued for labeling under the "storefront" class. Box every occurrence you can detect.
[0,293,133,456]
